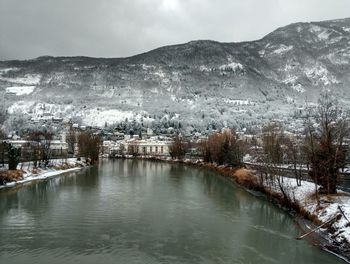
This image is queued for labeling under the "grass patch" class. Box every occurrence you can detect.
[0,170,24,184]
[233,168,258,189]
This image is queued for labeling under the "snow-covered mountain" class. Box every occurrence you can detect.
[1,17,350,131]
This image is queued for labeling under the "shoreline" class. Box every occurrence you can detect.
[115,155,350,263]
[0,158,87,190]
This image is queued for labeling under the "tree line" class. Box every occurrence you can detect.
[169,91,349,195]
[0,128,102,173]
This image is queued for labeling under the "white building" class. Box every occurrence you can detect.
[102,140,121,157]
[123,138,172,156]
[8,140,68,157]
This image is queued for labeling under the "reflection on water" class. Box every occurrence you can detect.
[0,159,343,264]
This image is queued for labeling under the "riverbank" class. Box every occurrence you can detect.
[117,155,350,262]
[0,158,87,190]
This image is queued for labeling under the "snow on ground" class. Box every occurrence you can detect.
[305,65,339,85]
[8,101,73,121]
[309,25,344,43]
[258,50,266,57]
[0,158,84,190]
[272,45,293,55]
[327,36,344,45]
[223,99,254,105]
[199,65,211,72]
[153,68,166,78]
[283,63,297,71]
[81,108,134,127]
[291,84,305,93]
[8,101,36,115]
[171,71,180,82]
[44,72,66,83]
[260,45,293,57]
[285,96,295,103]
[0,74,41,85]
[5,86,35,96]
[0,68,20,74]
[151,68,171,84]
[282,75,298,84]
[7,102,151,126]
[309,25,323,34]
[317,30,332,41]
[141,64,156,71]
[219,62,244,72]
[258,174,350,245]
[281,75,305,93]
[326,49,350,65]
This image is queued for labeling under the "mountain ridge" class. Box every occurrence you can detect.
[1,17,350,133]
[3,17,350,62]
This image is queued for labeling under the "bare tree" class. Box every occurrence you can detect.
[262,123,284,165]
[199,129,244,166]
[284,136,303,186]
[8,143,21,170]
[260,123,285,189]
[0,107,7,127]
[169,135,188,159]
[0,130,5,167]
[66,127,77,156]
[0,129,5,140]
[304,91,349,194]
[28,131,53,168]
[78,132,102,164]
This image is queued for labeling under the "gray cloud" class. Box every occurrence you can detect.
[0,0,350,60]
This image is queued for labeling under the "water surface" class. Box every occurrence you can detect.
[0,160,343,263]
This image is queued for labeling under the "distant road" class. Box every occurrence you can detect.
[244,162,350,192]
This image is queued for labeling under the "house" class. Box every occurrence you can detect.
[113,132,125,140]
[7,139,68,159]
[52,117,63,123]
[49,140,68,157]
[102,140,119,157]
[123,138,172,156]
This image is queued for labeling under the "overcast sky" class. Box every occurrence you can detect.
[0,0,349,60]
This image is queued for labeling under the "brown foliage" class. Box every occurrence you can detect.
[233,168,258,189]
[0,129,5,140]
[169,135,188,159]
[0,170,23,185]
[78,132,102,164]
[200,129,244,166]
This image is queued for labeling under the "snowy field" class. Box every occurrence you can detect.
[260,175,350,246]
[80,108,135,127]
[6,86,36,95]
[0,74,41,85]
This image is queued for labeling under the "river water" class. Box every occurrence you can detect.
[0,160,344,263]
